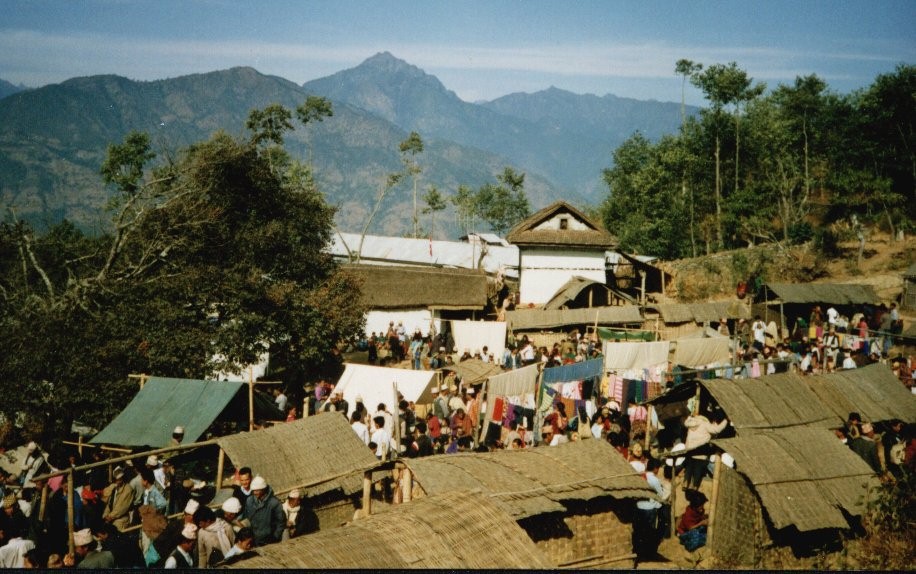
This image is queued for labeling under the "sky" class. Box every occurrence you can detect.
[1,0,913,106]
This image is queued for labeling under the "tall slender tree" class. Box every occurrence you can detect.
[399,131,424,238]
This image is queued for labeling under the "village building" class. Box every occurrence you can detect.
[753,282,880,334]
[505,305,644,349]
[903,262,916,310]
[341,264,491,338]
[506,201,618,307]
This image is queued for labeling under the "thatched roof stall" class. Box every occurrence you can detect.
[403,440,652,568]
[706,427,878,567]
[803,363,916,423]
[226,490,553,570]
[756,283,879,306]
[403,440,651,518]
[714,428,875,532]
[643,301,750,339]
[214,414,380,499]
[702,376,841,431]
[904,262,916,310]
[90,377,282,448]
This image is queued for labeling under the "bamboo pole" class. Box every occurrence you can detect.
[33,438,223,483]
[38,482,49,522]
[707,455,723,549]
[670,470,679,539]
[249,367,255,432]
[216,449,225,490]
[61,442,132,454]
[66,469,75,555]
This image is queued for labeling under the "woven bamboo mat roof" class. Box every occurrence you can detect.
[649,301,751,324]
[714,427,876,532]
[804,363,916,423]
[506,305,643,331]
[702,374,841,430]
[215,414,380,497]
[403,440,653,519]
[226,490,554,569]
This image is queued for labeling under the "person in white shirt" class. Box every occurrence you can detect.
[350,411,369,445]
[164,523,197,568]
[751,316,766,351]
[634,458,667,559]
[826,306,839,326]
[370,416,396,460]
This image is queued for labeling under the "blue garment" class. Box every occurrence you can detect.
[679,526,707,551]
[142,486,168,514]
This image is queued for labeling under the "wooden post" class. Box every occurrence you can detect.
[669,468,679,539]
[401,466,412,502]
[645,405,653,453]
[216,449,225,490]
[707,455,724,549]
[361,471,372,518]
[249,367,255,432]
[38,482,49,522]
[67,469,75,556]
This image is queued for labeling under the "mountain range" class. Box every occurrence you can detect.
[0,52,693,237]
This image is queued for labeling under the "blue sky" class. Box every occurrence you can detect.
[2,0,913,105]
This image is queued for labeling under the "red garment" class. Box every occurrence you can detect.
[427,415,441,439]
[491,397,506,423]
[677,505,707,535]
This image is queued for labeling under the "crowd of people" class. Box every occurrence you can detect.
[0,300,911,568]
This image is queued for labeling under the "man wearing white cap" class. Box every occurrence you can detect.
[163,523,198,568]
[65,527,115,568]
[170,426,185,447]
[245,476,284,546]
[219,497,246,533]
[146,455,168,491]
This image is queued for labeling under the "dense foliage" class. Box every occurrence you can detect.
[601,63,915,258]
[0,102,365,444]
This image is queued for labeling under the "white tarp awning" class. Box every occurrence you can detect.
[450,320,507,361]
[671,337,731,367]
[603,341,670,370]
[331,364,439,417]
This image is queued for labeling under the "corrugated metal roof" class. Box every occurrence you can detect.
[330,232,518,277]
[760,283,879,305]
[227,491,554,570]
[714,427,875,532]
[404,440,653,520]
[215,414,380,498]
[91,377,281,447]
[506,305,643,331]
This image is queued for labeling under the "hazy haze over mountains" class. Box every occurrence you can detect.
[0,52,691,237]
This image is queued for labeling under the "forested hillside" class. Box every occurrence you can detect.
[600,62,914,259]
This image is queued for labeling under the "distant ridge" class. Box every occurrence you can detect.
[0,54,690,236]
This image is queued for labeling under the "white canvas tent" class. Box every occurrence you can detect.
[329,364,439,417]
[450,320,507,361]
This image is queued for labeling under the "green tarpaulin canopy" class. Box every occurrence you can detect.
[91,377,282,448]
[596,327,656,341]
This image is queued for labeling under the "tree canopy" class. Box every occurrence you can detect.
[0,99,364,445]
[602,63,915,258]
